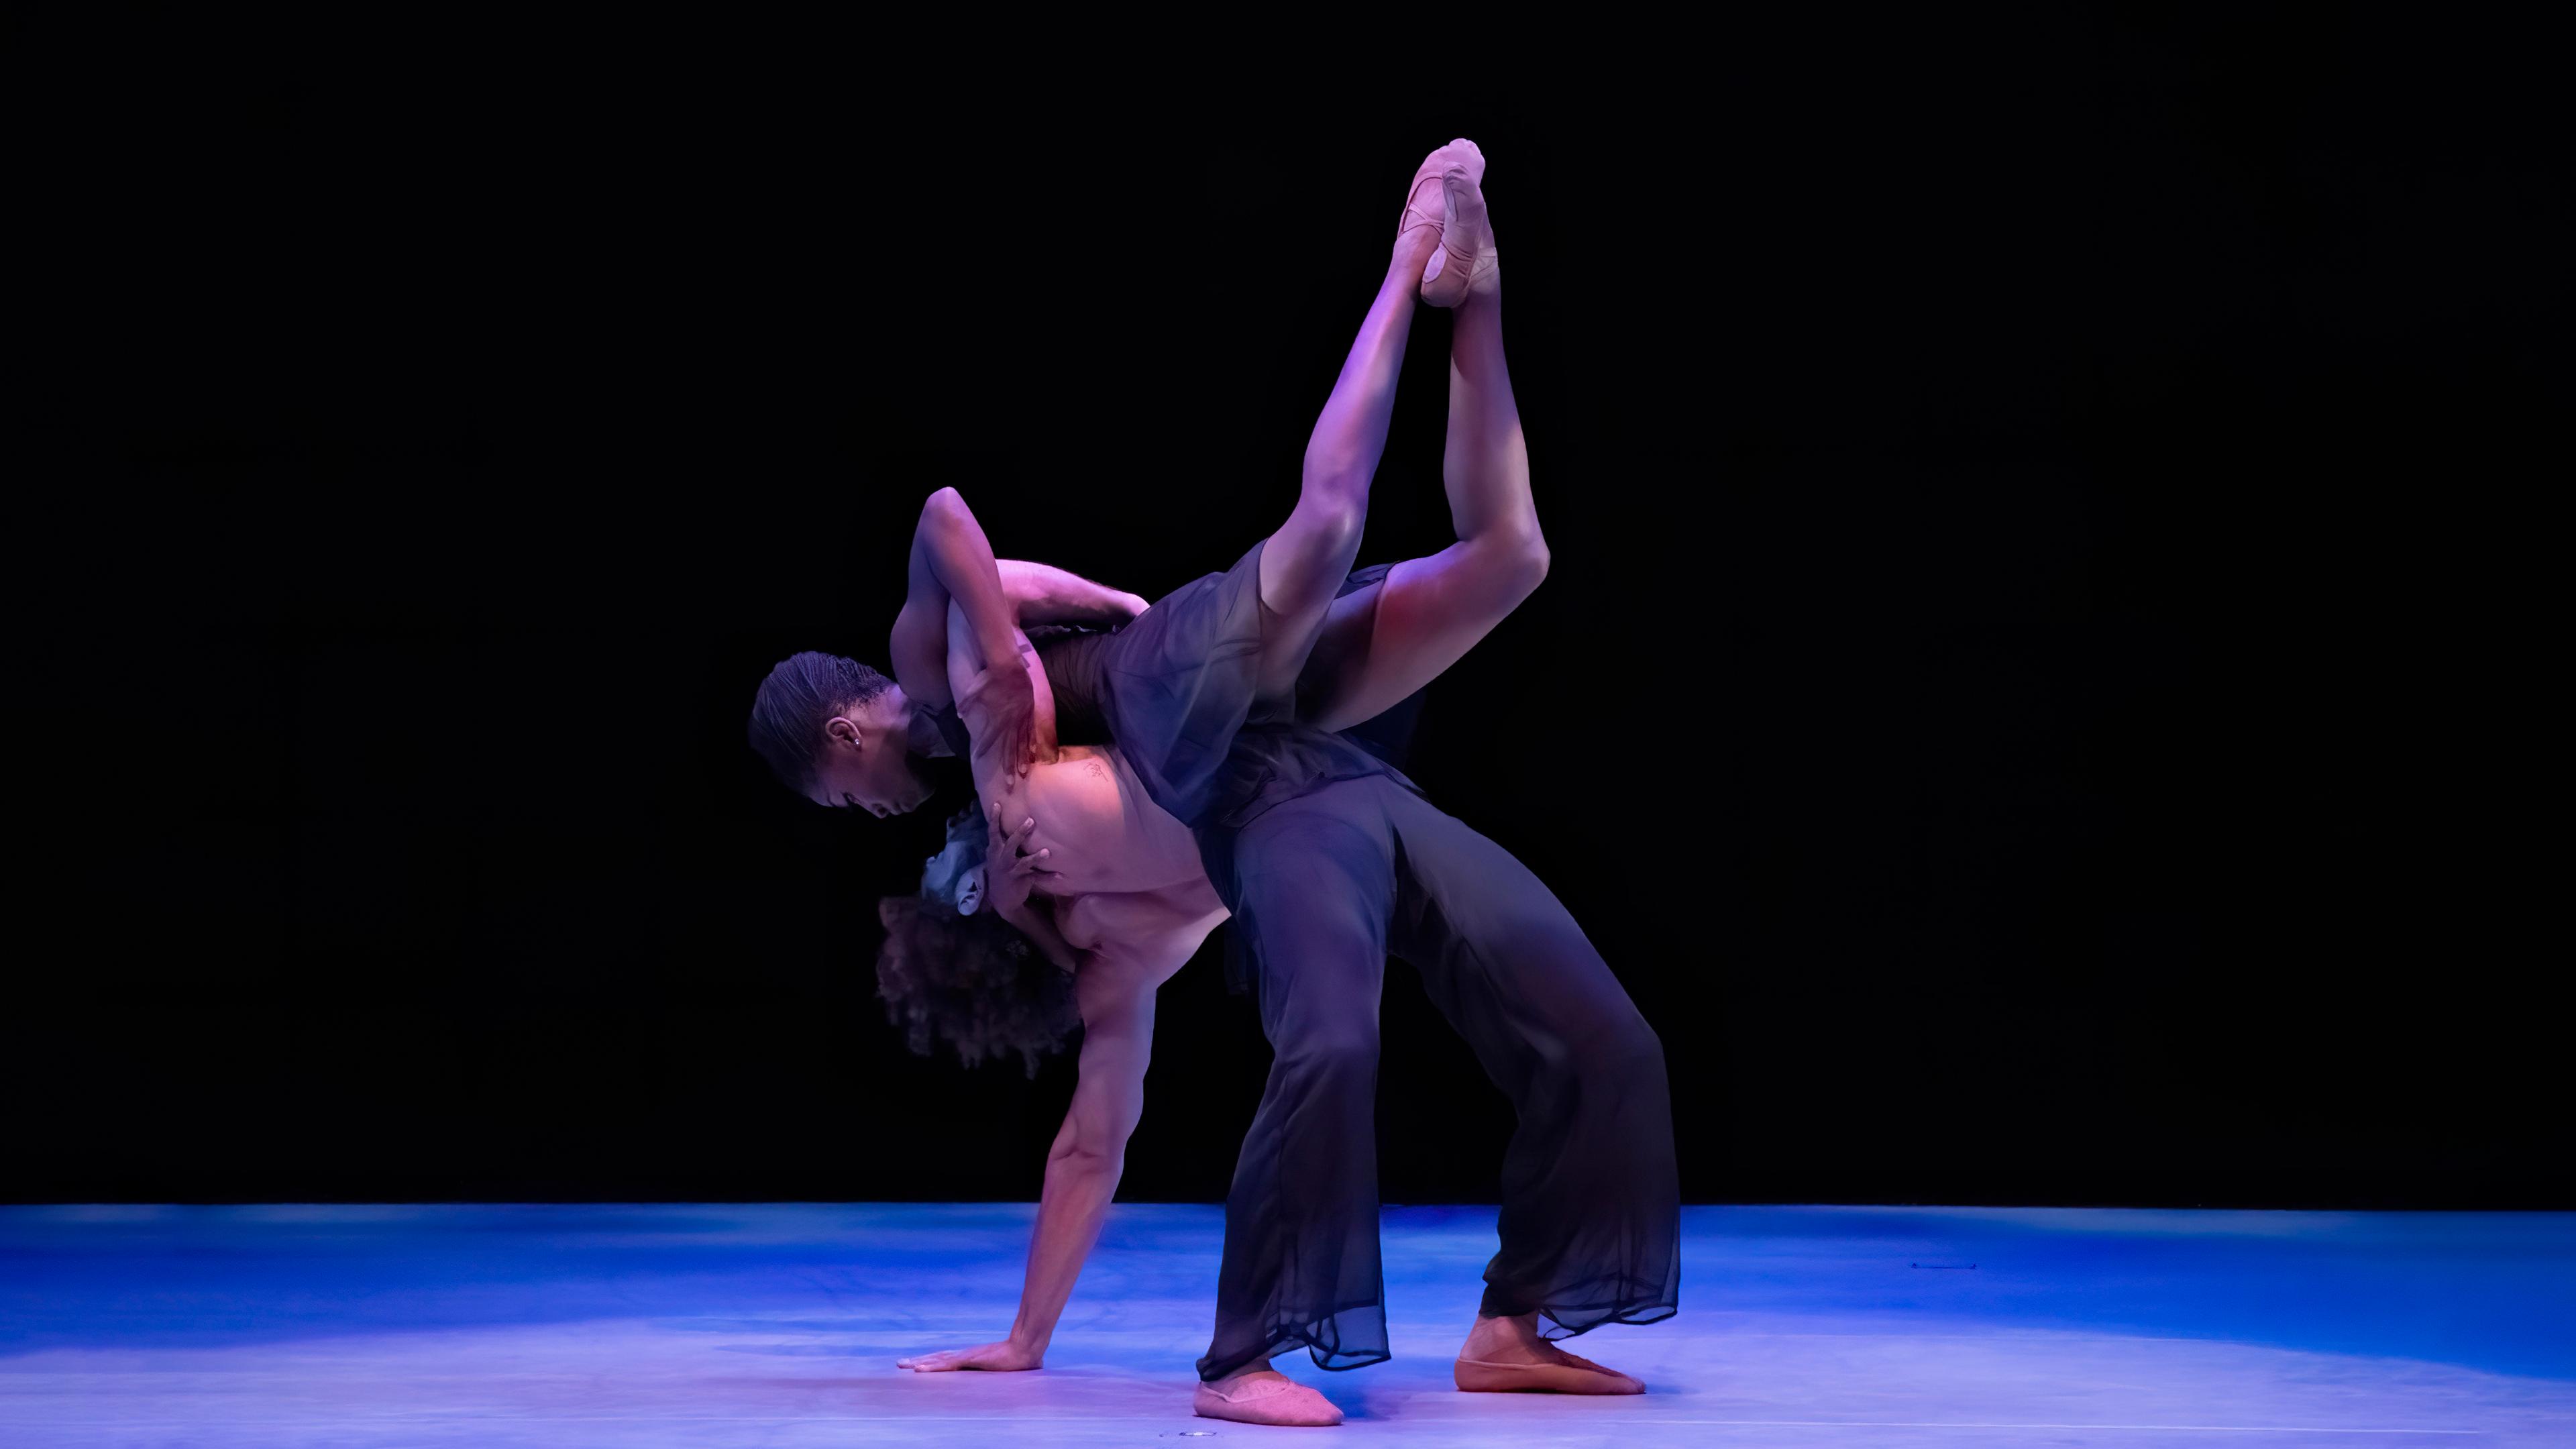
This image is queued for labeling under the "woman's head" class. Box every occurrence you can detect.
[749,651,933,816]
[874,808,1080,1077]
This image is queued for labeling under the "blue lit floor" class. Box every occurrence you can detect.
[3,1203,2571,1446]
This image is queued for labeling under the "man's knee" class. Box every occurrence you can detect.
[1276,1016,1381,1081]
[1568,1016,1664,1093]
[1619,1020,1667,1083]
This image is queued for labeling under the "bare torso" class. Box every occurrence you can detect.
[948,610,1228,981]
[1013,744,1227,967]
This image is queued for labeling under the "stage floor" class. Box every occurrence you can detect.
[2,1203,2570,1447]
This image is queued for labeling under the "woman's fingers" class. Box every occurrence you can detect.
[1009,818,1057,873]
[981,812,1057,875]
[991,806,1028,847]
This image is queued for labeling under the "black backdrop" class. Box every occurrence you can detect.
[14,12,2566,1208]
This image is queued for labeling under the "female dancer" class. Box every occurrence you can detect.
[759,142,1678,1428]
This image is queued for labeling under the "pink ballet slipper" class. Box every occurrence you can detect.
[1194,1369,1346,1426]
[1395,140,1467,251]
[1417,150,1499,308]
[1397,137,1491,302]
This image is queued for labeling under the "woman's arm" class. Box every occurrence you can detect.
[897,951,1155,1372]
[948,601,1060,824]
[998,559,1149,627]
[889,489,1043,777]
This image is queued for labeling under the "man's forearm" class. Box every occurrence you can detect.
[1007,1146,1122,1355]
[997,559,1144,626]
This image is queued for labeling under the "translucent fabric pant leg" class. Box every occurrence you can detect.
[1377,780,1681,1338]
[1195,784,1398,1382]
[1197,775,1678,1381]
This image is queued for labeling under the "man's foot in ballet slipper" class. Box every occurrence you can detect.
[1415,142,1499,308]
[1194,1364,1344,1426]
[1454,1311,1644,1395]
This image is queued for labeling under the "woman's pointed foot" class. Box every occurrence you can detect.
[1395,140,1472,248]
[1395,138,1481,280]
[1419,154,1499,308]
[1194,1368,1345,1426]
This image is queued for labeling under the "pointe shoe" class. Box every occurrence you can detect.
[1195,1370,1346,1426]
[1454,1349,1644,1395]
[1417,159,1499,308]
[1396,138,1484,275]
[1395,140,1470,251]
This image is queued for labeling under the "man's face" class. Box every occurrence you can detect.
[805,691,936,817]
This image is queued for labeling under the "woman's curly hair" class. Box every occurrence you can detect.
[875,808,1082,1078]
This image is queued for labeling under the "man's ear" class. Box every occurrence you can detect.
[826,714,860,751]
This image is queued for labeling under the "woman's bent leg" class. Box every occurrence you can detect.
[1295,165,1549,736]
[1197,786,1401,1381]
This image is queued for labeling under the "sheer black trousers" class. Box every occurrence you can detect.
[1193,774,1680,1382]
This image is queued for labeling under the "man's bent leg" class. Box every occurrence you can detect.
[1378,783,1678,1384]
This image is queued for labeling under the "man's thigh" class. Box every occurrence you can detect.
[1382,788,1652,1059]
[1224,785,1401,1044]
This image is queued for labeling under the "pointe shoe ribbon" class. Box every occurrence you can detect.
[1454,1350,1644,1395]
[1395,149,1457,246]
[1194,1374,1346,1426]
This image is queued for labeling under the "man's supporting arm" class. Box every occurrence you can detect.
[894,954,1151,1373]
[1007,957,1154,1358]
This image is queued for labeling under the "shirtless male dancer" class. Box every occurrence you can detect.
[749,141,1678,1428]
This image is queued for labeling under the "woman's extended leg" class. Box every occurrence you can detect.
[1295,159,1548,734]
[1249,143,1481,704]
